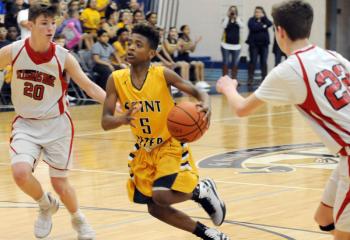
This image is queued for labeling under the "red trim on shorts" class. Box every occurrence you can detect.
[321,202,334,208]
[9,145,17,154]
[42,159,68,171]
[296,53,350,148]
[54,55,68,115]
[64,112,74,169]
[9,116,22,143]
[336,157,350,222]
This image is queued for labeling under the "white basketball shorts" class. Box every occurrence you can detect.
[9,112,74,177]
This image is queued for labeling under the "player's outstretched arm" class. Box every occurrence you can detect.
[164,68,211,119]
[64,53,106,104]
[101,75,140,130]
[216,75,264,117]
[0,45,13,69]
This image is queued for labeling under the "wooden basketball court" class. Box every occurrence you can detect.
[0,94,333,239]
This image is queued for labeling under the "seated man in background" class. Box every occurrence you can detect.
[92,29,123,89]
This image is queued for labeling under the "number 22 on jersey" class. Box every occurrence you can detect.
[315,64,350,110]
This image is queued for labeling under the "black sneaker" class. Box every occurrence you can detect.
[193,178,226,226]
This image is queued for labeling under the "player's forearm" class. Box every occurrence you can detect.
[223,89,249,117]
[101,115,123,130]
[84,83,106,104]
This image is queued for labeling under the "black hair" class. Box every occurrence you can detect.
[97,29,107,37]
[132,23,159,50]
[116,27,128,38]
[145,11,156,20]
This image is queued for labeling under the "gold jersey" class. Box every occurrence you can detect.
[113,65,174,151]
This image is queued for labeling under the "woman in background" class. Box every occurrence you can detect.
[221,5,243,79]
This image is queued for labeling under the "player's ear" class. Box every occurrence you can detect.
[276,26,284,39]
[27,20,34,31]
[149,49,156,59]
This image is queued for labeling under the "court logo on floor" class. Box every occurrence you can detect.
[198,143,338,174]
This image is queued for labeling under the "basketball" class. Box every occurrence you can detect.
[167,101,208,143]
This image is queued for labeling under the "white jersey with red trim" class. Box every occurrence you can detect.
[256,45,350,154]
[11,39,69,119]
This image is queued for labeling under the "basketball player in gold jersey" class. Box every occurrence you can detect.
[101,24,230,240]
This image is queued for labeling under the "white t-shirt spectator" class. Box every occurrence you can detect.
[17,8,30,39]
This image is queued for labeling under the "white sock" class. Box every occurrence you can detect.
[37,192,50,210]
[71,209,85,220]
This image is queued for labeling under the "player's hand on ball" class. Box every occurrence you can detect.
[196,102,211,128]
[216,75,238,94]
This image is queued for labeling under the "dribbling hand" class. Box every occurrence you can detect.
[196,102,211,129]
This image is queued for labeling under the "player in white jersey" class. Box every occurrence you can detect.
[216,1,350,239]
[0,2,106,239]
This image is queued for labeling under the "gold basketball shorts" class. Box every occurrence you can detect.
[126,137,199,204]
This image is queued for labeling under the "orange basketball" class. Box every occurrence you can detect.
[167,101,208,143]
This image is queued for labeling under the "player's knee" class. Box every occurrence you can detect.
[147,203,160,218]
[152,191,169,206]
[11,164,32,186]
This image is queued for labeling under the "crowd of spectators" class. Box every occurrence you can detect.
[0,0,208,105]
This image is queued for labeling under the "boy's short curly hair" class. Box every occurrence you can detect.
[132,23,160,50]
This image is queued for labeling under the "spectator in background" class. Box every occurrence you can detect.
[0,23,10,48]
[178,25,209,89]
[221,5,243,79]
[80,0,100,49]
[5,0,28,29]
[68,0,80,11]
[113,27,129,65]
[151,27,175,69]
[246,6,272,86]
[164,26,190,81]
[102,9,119,40]
[145,11,157,27]
[133,9,144,24]
[53,0,68,27]
[56,9,84,50]
[0,23,11,105]
[104,1,118,20]
[117,9,132,31]
[96,0,110,17]
[91,29,122,89]
[272,36,287,66]
[6,25,19,42]
[128,0,143,13]
[17,0,36,39]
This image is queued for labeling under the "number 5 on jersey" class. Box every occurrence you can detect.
[140,117,151,134]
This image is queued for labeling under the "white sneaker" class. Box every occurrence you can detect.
[34,193,59,238]
[72,216,96,240]
[195,81,211,89]
[203,228,230,240]
[193,178,226,226]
